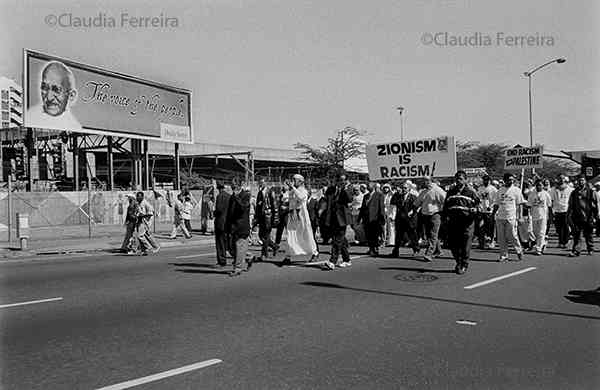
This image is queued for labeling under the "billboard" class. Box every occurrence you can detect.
[24,49,192,143]
[366,136,457,180]
[504,145,543,170]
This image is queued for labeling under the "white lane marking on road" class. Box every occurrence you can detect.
[95,359,222,390]
[456,320,477,326]
[0,297,63,309]
[464,267,537,290]
[175,252,217,259]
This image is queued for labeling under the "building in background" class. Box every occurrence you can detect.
[0,76,23,131]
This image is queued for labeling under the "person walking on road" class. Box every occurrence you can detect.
[120,194,140,253]
[281,174,319,265]
[360,182,385,257]
[213,183,231,267]
[476,175,498,249]
[136,191,160,255]
[322,174,352,270]
[166,191,192,239]
[226,182,252,276]
[493,173,525,262]
[254,178,277,262]
[551,175,573,248]
[567,176,598,257]
[390,181,420,257]
[415,176,446,262]
[528,179,552,256]
[444,171,480,275]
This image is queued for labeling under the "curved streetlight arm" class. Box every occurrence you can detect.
[524,58,565,77]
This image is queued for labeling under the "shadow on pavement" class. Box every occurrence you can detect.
[301,281,600,320]
[565,289,600,308]
[169,262,218,268]
[379,266,456,274]
[175,269,231,275]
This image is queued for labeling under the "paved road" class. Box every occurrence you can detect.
[1,240,599,389]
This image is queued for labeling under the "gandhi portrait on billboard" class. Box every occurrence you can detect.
[27,61,82,131]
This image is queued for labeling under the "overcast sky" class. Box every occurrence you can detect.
[1,0,598,151]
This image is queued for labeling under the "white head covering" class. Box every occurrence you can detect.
[293,174,304,182]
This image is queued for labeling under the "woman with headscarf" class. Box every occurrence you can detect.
[282,174,319,265]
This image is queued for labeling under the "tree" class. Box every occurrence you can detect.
[294,126,367,176]
[456,141,507,178]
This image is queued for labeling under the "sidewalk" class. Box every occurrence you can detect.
[0,222,214,258]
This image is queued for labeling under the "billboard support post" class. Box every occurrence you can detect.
[72,135,79,191]
[174,143,180,190]
[143,140,149,190]
[107,136,114,191]
[7,173,12,243]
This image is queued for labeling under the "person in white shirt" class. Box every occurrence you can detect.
[166,191,191,239]
[476,175,498,249]
[593,182,600,237]
[528,180,552,255]
[135,191,160,255]
[415,176,446,261]
[551,175,573,248]
[493,173,526,261]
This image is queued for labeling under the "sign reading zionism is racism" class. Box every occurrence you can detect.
[504,145,544,170]
[366,136,457,180]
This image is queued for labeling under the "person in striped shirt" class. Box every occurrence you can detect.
[443,170,480,275]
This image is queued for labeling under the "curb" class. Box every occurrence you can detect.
[0,237,215,259]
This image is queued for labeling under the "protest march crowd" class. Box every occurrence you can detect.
[118,170,600,277]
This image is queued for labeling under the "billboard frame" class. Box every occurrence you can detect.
[23,49,193,144]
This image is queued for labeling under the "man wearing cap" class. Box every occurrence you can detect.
[567,176,598,257]
[444,171,480,274]
[493,173,525,261]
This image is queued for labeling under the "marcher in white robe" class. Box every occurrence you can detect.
[282,174,318,264]
[383,184,396,246]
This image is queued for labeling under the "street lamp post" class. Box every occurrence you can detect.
[523,58,566,147]
[396,106,405,141]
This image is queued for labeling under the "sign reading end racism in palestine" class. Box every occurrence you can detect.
[504,145,544,170]
[366,136,457,180]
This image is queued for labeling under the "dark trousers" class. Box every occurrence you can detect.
[476,212,495,246]
[448,222,475,266]
[421,213,442,255]
[553,212,570,246]
[394,219,419,252]
[259,225,276,257]
[275,212,288,245]
[367,220,382,252]
[184,219,193,234]
[330,226,350,263]
[311,220,320,253]
[571,221,594,253]
[215,229,229,265]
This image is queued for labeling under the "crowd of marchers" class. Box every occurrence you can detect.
[122,170,600,276]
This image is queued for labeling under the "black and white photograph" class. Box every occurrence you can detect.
[0,1,599,389]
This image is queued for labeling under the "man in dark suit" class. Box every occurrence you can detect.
[254,178,277,261]
[323,174,352,269]
[225,181,252,276]
[360,182,385,256]
[390,181,420,257]
[213,183,231,267]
